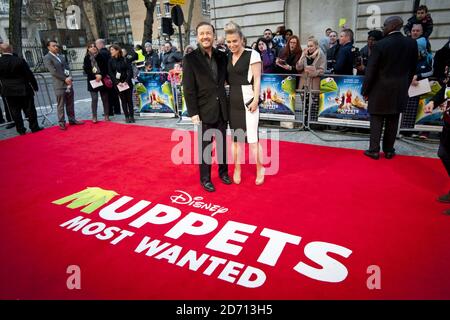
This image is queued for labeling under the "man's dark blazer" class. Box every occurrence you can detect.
[362,32,418,115]
[0,54,38,97]
[182,47,228,124]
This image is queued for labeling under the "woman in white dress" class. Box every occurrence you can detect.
[224,22,265,185]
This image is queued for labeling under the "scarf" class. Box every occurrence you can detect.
[89,53,100,74]
[306,49,319,65]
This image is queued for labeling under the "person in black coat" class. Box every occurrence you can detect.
[334,29,355,75]
[83,43,110,123]
[108,44,135,123]
[362,16,418,160]
[424,55,450,213]
[0,43,42,135]
[433,37,450,86]
[96,38,121,116]
[182,22,231,192]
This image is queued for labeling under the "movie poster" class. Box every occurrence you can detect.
[136,72,176,117]
[415,81,444,131]
[318,75,369,126]
[259,74,296,120]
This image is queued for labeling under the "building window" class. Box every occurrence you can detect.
[116,18,124,28]
[163,1,170,16]
[122,0,129,13]
[114,1,122,13]
[0,1,9,14]
[156,4,161,17]
[201,0,210,15]
[107,19,115,29]
[127,33,133,44]
[125,17,131,27]
[79,36,86,46]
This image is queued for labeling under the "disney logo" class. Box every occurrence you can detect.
[170,190,228,217]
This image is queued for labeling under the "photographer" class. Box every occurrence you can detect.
[356,30,383,75]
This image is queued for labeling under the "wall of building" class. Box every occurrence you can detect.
[295,0,357,44]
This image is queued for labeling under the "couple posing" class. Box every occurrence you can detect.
[183,21,264,192]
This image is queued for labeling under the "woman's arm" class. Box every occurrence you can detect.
[249,61,262,112]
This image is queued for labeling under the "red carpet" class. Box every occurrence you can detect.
[0,121,449,300]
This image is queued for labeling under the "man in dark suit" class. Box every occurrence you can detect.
[334,29,355,75]
[0,44,42,135]
[44,40,84,130]
[362,16,418,160]
[182,22,231,192]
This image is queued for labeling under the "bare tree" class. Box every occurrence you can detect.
[92,0,107,39]
[9,0,23,57]
[73,0,95,42]
[183,0,195,46]
[142,0,158,46]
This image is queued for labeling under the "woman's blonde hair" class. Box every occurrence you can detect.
[307,37,319,47]
[224,21,243,38]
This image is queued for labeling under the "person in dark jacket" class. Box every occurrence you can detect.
[423,62,450,214]
[83,42,110,123]
[356,30,383,76]
[108,44,135,123]
[433,37,450,86]
[334,29,355,75]
[144,42,160,71]
[162,42,183,72]
[404,5,434,39]
[0,43,42,135]
[362,16,418,160]
[96,38,121,116]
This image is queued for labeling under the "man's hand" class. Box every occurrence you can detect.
[411,75,419,87]
[95,74,102,82]
[191,115,200,125]
[423,101,434,114]
[65,78,72,86]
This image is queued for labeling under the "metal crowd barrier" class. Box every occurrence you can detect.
[133,71,442,141]
[34,73,55,126]
[0,93,13,128]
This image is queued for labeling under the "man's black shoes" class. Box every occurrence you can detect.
[201,181,216,192]
[364,150,380,160]
[438,192,450,203]
[69,120,85,125]
[385,151,396,159]
[220,174,232,185]
[31,127,44,133]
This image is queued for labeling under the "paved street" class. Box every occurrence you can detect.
[0,72,439,159]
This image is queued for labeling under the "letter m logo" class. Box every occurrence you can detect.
[52,187,118,213]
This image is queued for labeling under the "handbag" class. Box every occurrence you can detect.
[103,75,113,89]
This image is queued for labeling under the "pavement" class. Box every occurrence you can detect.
[0,73,440,159]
